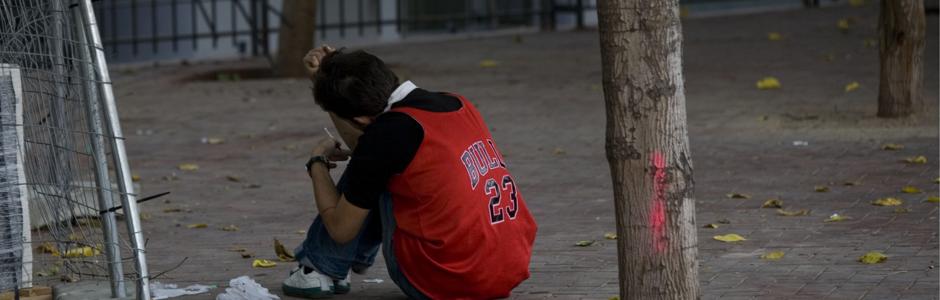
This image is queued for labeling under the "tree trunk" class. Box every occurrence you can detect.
[877,0,926,118]
[275,0,317,78]
[596,0,699,299]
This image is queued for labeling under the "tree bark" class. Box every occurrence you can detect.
[275,0,317,78]
[596,0,699,299]
[877,0,926,118]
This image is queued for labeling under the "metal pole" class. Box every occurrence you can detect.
[72,5,126,298]
[48,0,75,243]
[79,1,151,299]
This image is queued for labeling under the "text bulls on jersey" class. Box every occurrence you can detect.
[460,139,506,189]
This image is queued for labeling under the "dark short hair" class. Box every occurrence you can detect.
[313,49,399,119]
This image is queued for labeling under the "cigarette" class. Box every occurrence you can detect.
[323,127,336,140]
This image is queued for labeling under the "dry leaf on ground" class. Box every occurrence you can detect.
[226,175,242,182]
[177,163,199,171]
[844,81,860,92]
[713,234,746,243]
[901,186,922,194]
[604,232,617,240]
[825,213,849,222]
[252,259,277,268]
[703,224,719,229]
[778,209,810,217]
[837,19,850,30]
[761,251,785,260]
[881,143,904,150]
[36,242,59,256]
[872,197,903,206]
[275,238,295,261]
[843,181,860,186]
[727,193,750,199]
[63,246,100,258]
[221,225,239,232]
[858,251,887,264]
[926,196,939,203]
[814,185,830,192]
[187,223,208,229]
[767,32,783,41]
[903,156,928,164]
[756,77,781,90]
[762,199,783,208]
[575,240,595,247]
[479,59,499,68]
[894,207,911,213]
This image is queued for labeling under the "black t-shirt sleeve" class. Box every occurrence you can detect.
[342,112,423,209]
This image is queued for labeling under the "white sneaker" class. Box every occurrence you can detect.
[282,266,334,299]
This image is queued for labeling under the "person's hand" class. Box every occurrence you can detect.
[303,45,336,81]
[312,137,352,162]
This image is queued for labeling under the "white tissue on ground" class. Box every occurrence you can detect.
[216,276,280,300]
[363,278,384,283]
[150,282,214,300]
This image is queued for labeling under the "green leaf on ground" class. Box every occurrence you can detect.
[761,251,785,261]
[858,251,887,264]
[713,234,746,243]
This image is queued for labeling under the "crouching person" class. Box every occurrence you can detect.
[283,46,537,299]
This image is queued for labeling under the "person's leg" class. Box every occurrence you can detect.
[287,171,383,297]
[378,194,431,300]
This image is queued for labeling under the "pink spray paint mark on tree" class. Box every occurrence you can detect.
[650,151,668,253]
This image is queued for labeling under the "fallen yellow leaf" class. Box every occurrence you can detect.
[703,223,719,229]
[935,177,939,184]
[767,32,783,41]
[926,196,939,203]
[204,137,225,145]
[575,240,596,247]
[894,207,911,213]
[63,246,100,258]
[901,186,921,194]
[881,143,904,150]
[778,209,810,217]
[479,59,499,68]
[132,174,141,182]
[252,259,277,268]
[713,234,746,243]
[36,242,59,256]
[604,232,617,240]
[187,223,208,229]
[858,251,887,264]
[844,81,860,92]
[825,213,849,222]
[756,77,781,90]
[727,193,751,199]
[872,197,903,206]
[274,238,295,261]
[814,185,830,192]
[761,251,785,260]
[903,156,928,164]
[837,19,850,30]
[552,147,567,156]
[178,163,199,171]
[226,175,242,182]
[762,199,783,209]
[221,224,239,232]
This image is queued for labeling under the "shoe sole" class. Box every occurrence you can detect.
[282,284,334,299]
[334,283,350,295]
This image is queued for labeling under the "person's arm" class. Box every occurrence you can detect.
[309,138,370,244]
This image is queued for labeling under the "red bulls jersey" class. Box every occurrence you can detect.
[387,95,537,299]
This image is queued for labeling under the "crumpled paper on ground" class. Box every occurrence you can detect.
[216,276,280,300]
[151,282,213,299]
